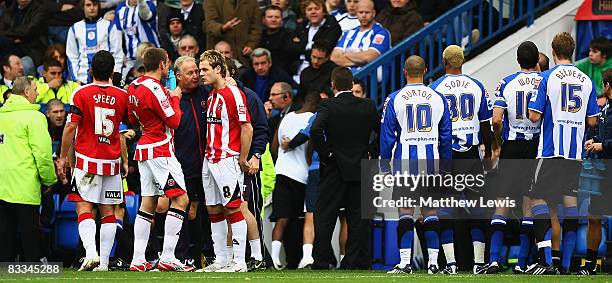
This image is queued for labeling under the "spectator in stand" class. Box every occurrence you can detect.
[376,0,423,46]
[46,0,82,45]
[0,54,25,104]
[161,15,184,61]
[539,52,550,72]
[351,78,365,98]
[576,37,611,105]
[172,56,210,269]
[177,35,200,59]
[215,41,247,77]
[291,0,342,82]
[0,76,57,263]
[0,0,48,76]
[331,0,391,73]
[239,48,297,102]
[336,0,360,32]
[169,0,205,50]
[326,0,345,18]
[35,59,80,104]
[67,0,124,84]
[260,5,298,77]
[271,0,297,33]
[418,0,456,25]
[204,0,261,64]
[298,41,337,103]
[36,44,68,80]
[114,0,161,76]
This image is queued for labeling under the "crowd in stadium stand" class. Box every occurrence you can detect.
[1,0,612,275]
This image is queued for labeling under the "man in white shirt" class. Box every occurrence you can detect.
[0,54,24,104]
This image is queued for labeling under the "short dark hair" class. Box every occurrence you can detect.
[91,50,115,81]
[603,68,612,87]
[589,37,611,59]
[538,52,550,72]
[305,90,322,105]
[143,48,168,72]
[552,32,575,60]
[319,86,334,98]
[264,5,283,15]
[331,67,353,91]
[352,78,365,92]
[80,0,100,8]
[0,54,18,76]
[43,59,63,71]
[517,41,539,69]
[311,40,332,57]
[225,56,237,78]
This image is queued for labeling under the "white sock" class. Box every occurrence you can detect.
[272,240,282,265]
[210,215,228,264]
[428,248,439,267]
[442,243,456,264]
[340,254,345,262]
[250,239,263,261]
[78,215,97,259]
[225,245,233,263]
[99,216,117,267]
[399,248,411,268]
[473,241,485,264]
[160,209,185,261]
[230,218,247,265]
[302,244,313,260]
[132,211,153,264]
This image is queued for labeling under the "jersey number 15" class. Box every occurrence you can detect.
[95,106,115,137]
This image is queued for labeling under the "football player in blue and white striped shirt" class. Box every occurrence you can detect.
[486,41,542,274]
[114,0,160,75]
[430,45,494,275]
[381,56,452,274]
[526,32,599,275]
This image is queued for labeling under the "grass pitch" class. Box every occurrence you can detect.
[1,270,612,283]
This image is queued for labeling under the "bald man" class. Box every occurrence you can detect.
[331,0,391,73]
[381,55,451,274]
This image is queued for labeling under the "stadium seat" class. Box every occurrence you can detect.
[124,193,140,225]
[54,196,79,251]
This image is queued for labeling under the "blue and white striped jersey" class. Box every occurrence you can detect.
[335,22,391,73]
[528,64,599,160]
[114,0,160,61]
[66,18,124,83]
[493,71,541,141]
[380,84,452,174]
[431,74,493,152]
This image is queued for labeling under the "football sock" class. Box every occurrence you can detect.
[209,213,228,264]
[272,240,282,265]
[160,208,186,261]
[228,211,247,265]
[132,211,154,264]
[397,214,414,268]
[532,204,552,266]
[518,217,534,269]
[78,212,97,259]
[99,215,117,267]
[250,239,263,261]
[423,215,440,267]
[489,214,507,264]
[561,206,578,271]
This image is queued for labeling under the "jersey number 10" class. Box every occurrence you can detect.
[406,104,432,132]
[95,106,116,137]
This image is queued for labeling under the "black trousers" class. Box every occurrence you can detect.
[313,159,371,269]
[0,200,42,262]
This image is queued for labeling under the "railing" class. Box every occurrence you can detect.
[355,0,563,109]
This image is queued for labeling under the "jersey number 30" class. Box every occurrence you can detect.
[445,93,474,122]
[406,104,432,132]
[95,106,115,137]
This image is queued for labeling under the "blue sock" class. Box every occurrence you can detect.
[532,204,553,266]
[518,217,533,269]
[398,215,415,249]
[561,206,578,270]
[424,215,440,250]
[489,215,507,264]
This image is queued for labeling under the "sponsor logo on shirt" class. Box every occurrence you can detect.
[207,117,222,124]
[238,105,246,115]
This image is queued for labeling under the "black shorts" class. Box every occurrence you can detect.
[270,174,305,221]
[185,177,205,201]
[305,169,320,213]
[529,158,581,203]
[589,160,612,216]
[492,139,539,198]
[452,147,485,199]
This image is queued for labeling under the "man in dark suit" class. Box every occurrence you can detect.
[170,0,205,52]
[297,40,337,105]
[311,67,378,269]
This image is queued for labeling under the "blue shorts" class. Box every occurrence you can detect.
[304,169,319,213]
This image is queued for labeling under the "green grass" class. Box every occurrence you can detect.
[1,270,612,282]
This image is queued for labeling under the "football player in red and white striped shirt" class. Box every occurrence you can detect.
[199,50,253,272]
[126,48,193,272]
[57,50,129,271]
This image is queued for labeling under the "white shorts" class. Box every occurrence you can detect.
[69,168,123,205]
[139,156,186,198]
[202,157,244,207]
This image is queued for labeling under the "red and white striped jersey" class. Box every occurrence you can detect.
[67,83,128,176]
[127,76,182,161]
[205,85,251,163]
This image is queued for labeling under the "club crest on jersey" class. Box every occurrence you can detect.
[217,103,223,111]
[373,34,385,45]
[167,177,176,187]
[161,98,171,109]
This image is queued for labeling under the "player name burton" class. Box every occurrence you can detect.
[373,196,516,208]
